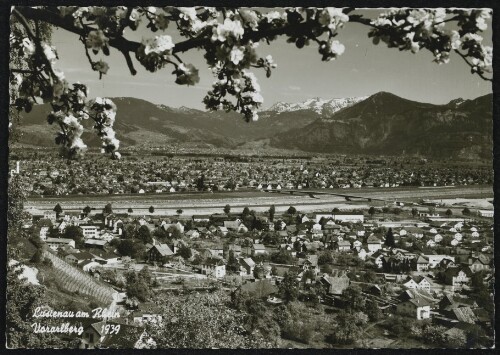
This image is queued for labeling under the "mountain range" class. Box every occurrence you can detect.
[13,92,492,159]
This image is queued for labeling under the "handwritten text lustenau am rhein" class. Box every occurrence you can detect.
[31,307,121,336]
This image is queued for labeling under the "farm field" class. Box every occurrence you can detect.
[25,185,493,216]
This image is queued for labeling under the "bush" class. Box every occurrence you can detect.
[42,257,53,267]
[383,315,415,336]
[281,320,314,344]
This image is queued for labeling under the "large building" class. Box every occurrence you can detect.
[314,212,364,223]
[81,225,100,239]
[201,258,226,278]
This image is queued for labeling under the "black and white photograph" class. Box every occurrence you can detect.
[3,4,496,350]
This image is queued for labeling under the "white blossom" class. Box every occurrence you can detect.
[475,9,491,31]
[72,7,89,19]
[178,7,197,21]
[230,46,245,64]
[462,33,483,44]
[211,18,244,43]
[42,43,57,65]
[318,8,349,31]
[449,30,462,50]
[53,68,65,81]
[142,35,175,55]
[238,9,259,30]
[242,91,263,104]
[265,55,277,68]
[129,8,141,22]
[264,11,282,23]
[329,40,345,56]
[70,137,87,150]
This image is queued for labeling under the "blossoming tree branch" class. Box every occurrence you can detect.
[9,6,492,159]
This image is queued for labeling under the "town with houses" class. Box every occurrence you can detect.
[9,149,493,196]
[10,166,495,348]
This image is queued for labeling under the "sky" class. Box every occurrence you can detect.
[51,8,493,110]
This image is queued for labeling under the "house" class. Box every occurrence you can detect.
[43,211,57,223]
[84,239,108,249]
[39,226,49,241]
[441,306,479,325]
[438,257,456,269]
[298,255,319,275]
[355,226,366,237]
[65,251,95,266]
[298,214,310,224]
[225,244,242,258]
[57,221,67,233]
[468,254,490,272]
[218,226,229,236]
[201,257,226,278]
[82,260,101,272]
[337,240,351,252]
[312,222,322,231]
[91,250,121,265]
[146,243,174,263]
[210,245,224,258]
[224,219,242,231]
[98,232,115,243]
[193,215,211,222]
[403,276,431,293]
[396,296,431,320]
[442,267,472,290]
[315,212,364,223]
[478,210,493,218]
[415,255,429,271]
[45,237,75,251]
[252,244,267,256]
[320,272,350,295]
[131,303,163,325]
[439,292,478,312]
[406,227,424,239]
[238,224,249,233]
[239,257,256,275]
[81,225,100,239]
[425,255,455,268]
[372,253,385,269]
[367,235,382,253]
[353,240,362,248]
[80,321,106,349]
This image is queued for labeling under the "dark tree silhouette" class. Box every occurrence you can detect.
[83,205,92,216]
[269,205,276,222]
[53,203,62,218]
[103,203,113,214]
[384,228,395,247]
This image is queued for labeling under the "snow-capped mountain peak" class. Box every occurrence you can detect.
[268,96,369,116]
